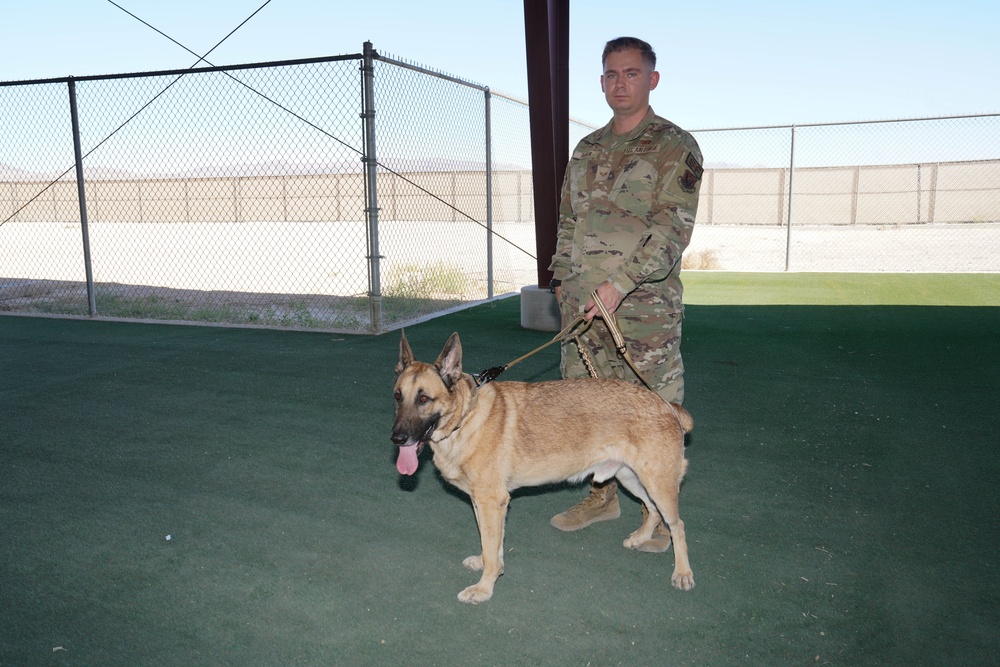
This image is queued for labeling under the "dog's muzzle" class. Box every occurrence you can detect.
[391,416,439,476]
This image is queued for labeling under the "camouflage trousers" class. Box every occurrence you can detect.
[559,287,685,405]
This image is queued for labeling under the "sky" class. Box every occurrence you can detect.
[1,0,998,130]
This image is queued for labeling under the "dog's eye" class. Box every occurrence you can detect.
[418,394,431,404]
[394,390,402,403]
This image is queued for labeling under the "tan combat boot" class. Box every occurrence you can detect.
[635,503,672,553]
[550,480,621,531]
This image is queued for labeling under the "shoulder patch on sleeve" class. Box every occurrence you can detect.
[685,152,704,181]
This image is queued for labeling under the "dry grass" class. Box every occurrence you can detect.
[682,248,722,270]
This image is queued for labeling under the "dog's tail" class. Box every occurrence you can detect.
[670,404,694,434]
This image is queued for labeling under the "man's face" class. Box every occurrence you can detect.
[601,48,659,117]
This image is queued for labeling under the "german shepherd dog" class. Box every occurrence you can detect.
[391,331,694,603]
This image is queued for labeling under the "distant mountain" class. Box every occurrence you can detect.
[0,157,530,182]
[704,161,776,170]
[0,163,31,180]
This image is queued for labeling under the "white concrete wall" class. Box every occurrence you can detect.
[5,160,995,227]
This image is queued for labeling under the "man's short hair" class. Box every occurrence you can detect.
[602,37,656,70]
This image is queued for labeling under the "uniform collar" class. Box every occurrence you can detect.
[595,107,657,147]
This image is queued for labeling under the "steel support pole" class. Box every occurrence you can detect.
[523,0,569,288]
[485,87,494,298]
[361,41,382,332]
[68,78,97,316]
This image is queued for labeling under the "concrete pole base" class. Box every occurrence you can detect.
[520,284,561,332]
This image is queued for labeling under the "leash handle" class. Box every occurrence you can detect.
[590,290,628,357]
[589,289,655,393]
[586,291,685,426]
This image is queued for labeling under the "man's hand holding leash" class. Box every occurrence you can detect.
[583,280,626,322]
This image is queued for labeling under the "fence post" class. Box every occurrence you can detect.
[485,87,494,299]
[851,166,860,225]
[916,163,922,224]
[785,125,796,272]
[67,78,97,316]
[361,41,383,332]
[927,162,938,223]
[705,168,714,225]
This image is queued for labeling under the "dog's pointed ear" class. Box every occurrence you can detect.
[435,332,463,389]
[396,330,415,376]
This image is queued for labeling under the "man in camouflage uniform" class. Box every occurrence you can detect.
[548,37,702,551]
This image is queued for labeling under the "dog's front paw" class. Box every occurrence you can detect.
[462,555,484,571]
[457,583,494,604]
[672,570,695,591]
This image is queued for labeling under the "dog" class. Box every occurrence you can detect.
[391,331,694,603]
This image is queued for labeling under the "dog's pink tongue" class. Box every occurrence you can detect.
[396,444,420,475]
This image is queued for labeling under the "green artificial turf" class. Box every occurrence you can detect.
[1,295,998,666]
[683,271,1000,306]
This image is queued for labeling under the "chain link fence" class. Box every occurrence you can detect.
[2,45,998,332]
[2,55,377,329]
[687,115,1000,272]
[0,47,597,332]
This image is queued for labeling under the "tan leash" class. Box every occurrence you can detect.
[581,291,686,426]
[476,289,654,393]
[582,290,656,392]
[475,289,685,433]
[474,312,591,385]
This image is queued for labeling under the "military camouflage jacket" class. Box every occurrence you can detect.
[549,107,702,311]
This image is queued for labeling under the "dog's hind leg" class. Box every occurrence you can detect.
[615,467,662,548]
[616,456,694,590]
[458,491,509,604]
[652,493,693,590]
[640,475,694,591]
